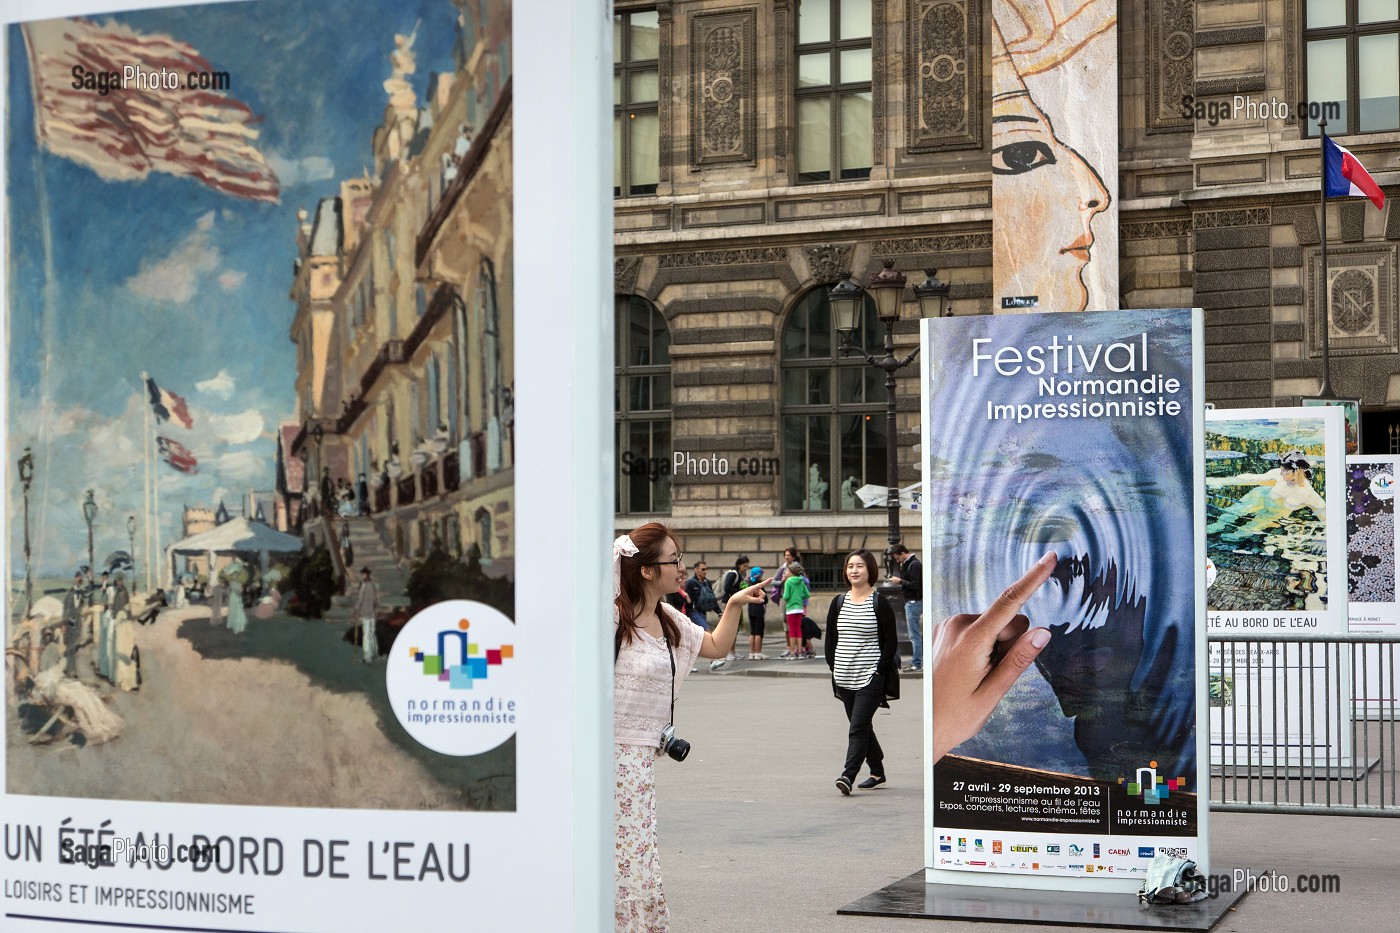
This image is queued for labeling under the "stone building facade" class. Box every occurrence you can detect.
[611,0,1399,583]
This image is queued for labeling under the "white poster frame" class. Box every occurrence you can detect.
[1204,406,1351,770]
[0,0,613,929]
[919,309,1209,894]
[1344,455,1400,718]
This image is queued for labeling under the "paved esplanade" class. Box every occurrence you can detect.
[654,663,1398,932]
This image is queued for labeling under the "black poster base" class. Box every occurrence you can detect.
[839,869,1251,931]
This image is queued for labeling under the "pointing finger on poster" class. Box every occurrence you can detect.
[931,552,1056,762]
[969,550,1058,639]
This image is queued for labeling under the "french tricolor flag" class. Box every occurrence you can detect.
[1323,136,1386,211]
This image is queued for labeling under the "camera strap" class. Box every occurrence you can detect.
[663,633,676,725]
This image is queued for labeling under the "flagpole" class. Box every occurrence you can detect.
[154,416,164,591]
[142,372,153,593]
[1318,119,1336,399]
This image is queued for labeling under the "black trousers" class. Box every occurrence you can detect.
[837,679,885,781]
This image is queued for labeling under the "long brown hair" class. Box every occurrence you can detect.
[615,521,682,655]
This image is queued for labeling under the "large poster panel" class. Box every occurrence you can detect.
[1204,407,1350,768]
[922,308,1206,890]
[2,0,609,929]
[990,0,1118,313]
[1345,455,1399,717]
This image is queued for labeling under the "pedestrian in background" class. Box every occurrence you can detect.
[890,544,924,672]
[355,566,378,663]
[781,561,810,659]
[745,565,767,659]
[825,548,899,794]
[612,522,769,931]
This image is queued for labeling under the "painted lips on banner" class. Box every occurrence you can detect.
[21,16,280,202]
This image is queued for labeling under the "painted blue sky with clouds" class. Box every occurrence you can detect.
[6,0,462,575]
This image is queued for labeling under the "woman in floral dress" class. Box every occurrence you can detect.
[612,522,768,931]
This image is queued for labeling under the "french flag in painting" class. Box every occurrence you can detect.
[146,377,194,430]
[1323,135,1386,210]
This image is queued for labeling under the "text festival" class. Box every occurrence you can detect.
[969,332,1184,425]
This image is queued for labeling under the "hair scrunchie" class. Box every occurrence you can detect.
[612,534,638,600]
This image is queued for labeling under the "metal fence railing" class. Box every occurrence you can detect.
[1207,633,1399,816]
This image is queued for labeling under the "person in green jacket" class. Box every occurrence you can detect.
[781,561,810,659]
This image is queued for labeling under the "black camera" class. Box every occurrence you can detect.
[658,724,690,762]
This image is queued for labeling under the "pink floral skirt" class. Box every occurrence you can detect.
[615,743,668,931]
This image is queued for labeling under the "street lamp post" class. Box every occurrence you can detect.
[82,489,98,580]
[829,261,949,575]
[127,515,138,594]
[18,446,34,615]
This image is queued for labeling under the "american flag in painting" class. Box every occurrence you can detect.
[156,435,198,473]
[21,16,280,203]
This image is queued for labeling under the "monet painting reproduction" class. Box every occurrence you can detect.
[5,0,516,810]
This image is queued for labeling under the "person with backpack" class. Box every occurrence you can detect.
[745,565,768,659]
[718,556,749,608]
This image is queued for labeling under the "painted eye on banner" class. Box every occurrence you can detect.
[992,141,1057,176]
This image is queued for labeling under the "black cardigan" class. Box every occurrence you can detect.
[824,591,900,704]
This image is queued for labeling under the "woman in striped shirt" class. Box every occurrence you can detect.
[824,548,900,794]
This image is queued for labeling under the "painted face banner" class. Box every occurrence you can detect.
[922,308,1206,884]
[991,0,1118,314]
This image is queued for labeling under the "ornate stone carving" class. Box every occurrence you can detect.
[774,0,791,168]
[658,3,673,183]
[1341,202,1365,243]
[615,256,641,294]
[872,0,886,165]
[1147,0,1194,133]
[1284,0,1299,126]
[804,244,854,284]
[690,9,757,167]
[1121,219,1193,239]
[1330,269,1376,336]
[871,233,992,254]
[1278,205,1321,246]
[907,0,982,153]
[657,247,789,269]
[1306,245,1399,358]
[1193,208,1271,229]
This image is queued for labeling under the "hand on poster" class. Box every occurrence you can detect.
[930,551,1056,763]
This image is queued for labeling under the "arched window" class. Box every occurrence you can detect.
[780,286,885,511]
[615,295,672,514]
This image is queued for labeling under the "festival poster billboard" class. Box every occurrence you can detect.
[2,0,611,929]
[1345,455,1400,717]
[921,308,1206,891]
[1204,407,1350,768]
